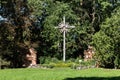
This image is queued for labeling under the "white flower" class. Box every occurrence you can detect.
[79,60,82,63]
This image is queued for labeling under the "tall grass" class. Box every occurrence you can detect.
[0,68,120,80]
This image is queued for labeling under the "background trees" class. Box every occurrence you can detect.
[92,6,120,68]
[0,0,39,67]
[28,0,120,69]
[0,0,120,68]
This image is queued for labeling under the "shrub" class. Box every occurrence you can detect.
[66,58,75,63]
[39,56,52,64]
[39,57,45,64]
[51,57,59,63]
[71,63,80,69]
[39,57,95,69]
[74,58,83,64]
[49,62,75,68]
[0,57,10,69]
[44,57,51,64]
[71,60,96,69]
[80,60,95,66]
[40,64,54,69]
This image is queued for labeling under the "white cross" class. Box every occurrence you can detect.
[56,16,75,62]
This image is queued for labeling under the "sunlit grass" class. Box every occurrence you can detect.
[0,68,120,80]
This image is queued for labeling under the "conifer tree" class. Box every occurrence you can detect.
[0,0,37,67]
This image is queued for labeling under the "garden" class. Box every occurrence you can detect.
[0,1,120,80]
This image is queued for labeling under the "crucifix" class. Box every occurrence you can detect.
[56,16,75,62]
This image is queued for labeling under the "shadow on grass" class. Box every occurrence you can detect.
[64,76,120,80]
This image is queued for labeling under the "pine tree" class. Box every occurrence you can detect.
[0,0,37,67]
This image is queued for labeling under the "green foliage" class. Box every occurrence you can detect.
[28,0,43,16]
[39,57,95,68]
[0,0,38,67]
[0,57,10,69]
[40,64,54,68]
[0,0,120,68]
[71,60,95,69]
[39,57,59,64]
[49,62,74,68]
[20,0,120,68]
[40,62,72,68]
[81,60,95,66]
[33,0,119,60]
[28,0,78,59]
[92,7,120,68]
[39,57,76,68]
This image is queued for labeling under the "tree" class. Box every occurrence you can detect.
[28,0,78,60]
[92,6,120,68]
[28,0,120,61]
[0,0,119,68]
[0,0,38,67]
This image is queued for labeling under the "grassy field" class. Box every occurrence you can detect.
[0,68,120,80]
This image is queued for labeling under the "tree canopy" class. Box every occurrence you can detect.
[92,6,120,68]
[0,0,120,68]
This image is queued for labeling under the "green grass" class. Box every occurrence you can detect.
[0,68,120,80]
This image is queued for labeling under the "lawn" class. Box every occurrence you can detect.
[0,68,120,80]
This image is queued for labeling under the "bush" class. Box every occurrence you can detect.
[66,58,75,63]
[48,62,75,68]
[71,60,96,69]
[0,57,10,69]
[39,57,46,64]
[39,57,96,69]
[39,56,53,64]
[50,57,59,63]
[44,57,51,64]
[81,60,95,66]
[39,57,60,64]
[40,64,54,68]
[74,58,83,64]
[40,62,75,68]
[71,63,80,69]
